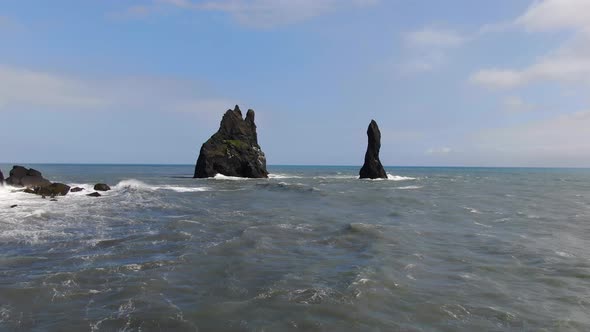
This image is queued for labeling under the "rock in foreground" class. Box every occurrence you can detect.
[359,120,387,179]
[36,183,71,197]
[5,166,70,196]
[194,105,268,178]
[94,183,111,191]
[5,166,51,187]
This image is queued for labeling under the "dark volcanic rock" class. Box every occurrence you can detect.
[87,192,102,197]
[10,205,17,208]
[359,120,387,179]
[5,166,71,197]
[0,169,4,185]
[71,187,84,192]
[94,183,111,191]
[6,166,51,187]
[20,176,51,188]
[194,105,268,178]
[35,183,71,197]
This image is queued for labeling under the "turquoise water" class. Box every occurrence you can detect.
[1,164,589,331]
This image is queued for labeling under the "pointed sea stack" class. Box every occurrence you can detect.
[194,105,268,178]
[359,120,387,179]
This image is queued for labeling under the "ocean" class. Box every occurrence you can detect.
[0,164,589,331]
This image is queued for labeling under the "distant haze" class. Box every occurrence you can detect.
[1,0,590,167]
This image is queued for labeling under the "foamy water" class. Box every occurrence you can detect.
[1,164,589,331]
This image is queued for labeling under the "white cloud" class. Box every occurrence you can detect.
[0,65,236,117]
[471,0,590,88]
[502,96,535,113]
[0,65,106,109]
[473,110,590,166]
[426,147,453,155]
[516,0,590,32]
[405,28,465,48]
[127,0,379,27]
[400,27,466,73]
[470,42,590,88]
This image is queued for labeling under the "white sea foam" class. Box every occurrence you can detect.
[387,174,416,181]
[213,174,252,180]
[114,179,154,191]
[464,207,482,214]
[268,173,303,179]
[159,185,210,192]
[69,180,210,194]
[396,185,422,190]
[313,175,358,180]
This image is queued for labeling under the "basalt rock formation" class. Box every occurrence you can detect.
[5,166,70,197]
[5,166,51,187]
[194,105,268,178]
[94,183,111,191]
[359,120,387,179]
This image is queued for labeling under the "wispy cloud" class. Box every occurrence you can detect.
[471,0,590,88]
[399,27,466,73]
[119,0,379,27]
[426,147,453,155]
[473,110,590,166]
[405,28,465,48]
[516,0,590,32]
[0,64,236,118]
[0,65,105,109]
[502,96,536,113]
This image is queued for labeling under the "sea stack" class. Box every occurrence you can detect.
[359,120,387,179]
[194,105,268,178]
[0,169,4,185]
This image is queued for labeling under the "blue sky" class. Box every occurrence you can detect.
[1,0,589,166]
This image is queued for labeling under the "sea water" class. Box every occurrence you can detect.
[0,164,589,331]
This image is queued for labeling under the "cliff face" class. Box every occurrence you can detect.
[359,120,387,179]
[194,105,268,178]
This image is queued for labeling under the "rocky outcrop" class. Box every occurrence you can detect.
[359,120,387,179]
[6,166,70,196]
[0,169,4,185]
[71,187,84,192]
[35,183,71,197]
[87,192,102,197]
[194,105,268,178]
[94,183,111,191]
[5,166,51,187]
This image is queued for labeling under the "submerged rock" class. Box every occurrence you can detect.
[71,187,84,192]
[194,105,268,178]
[359,120,387,179]
[94,183,111,191]
[87,192,102,197]
[5,166,51,187]
[10,204,17,208]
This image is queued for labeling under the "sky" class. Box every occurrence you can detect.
[1,0,589,167]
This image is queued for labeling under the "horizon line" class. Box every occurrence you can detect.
[1,162,590,170]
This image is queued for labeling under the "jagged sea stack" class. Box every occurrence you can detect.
[194,105,268,178]
[359,120,387,179]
